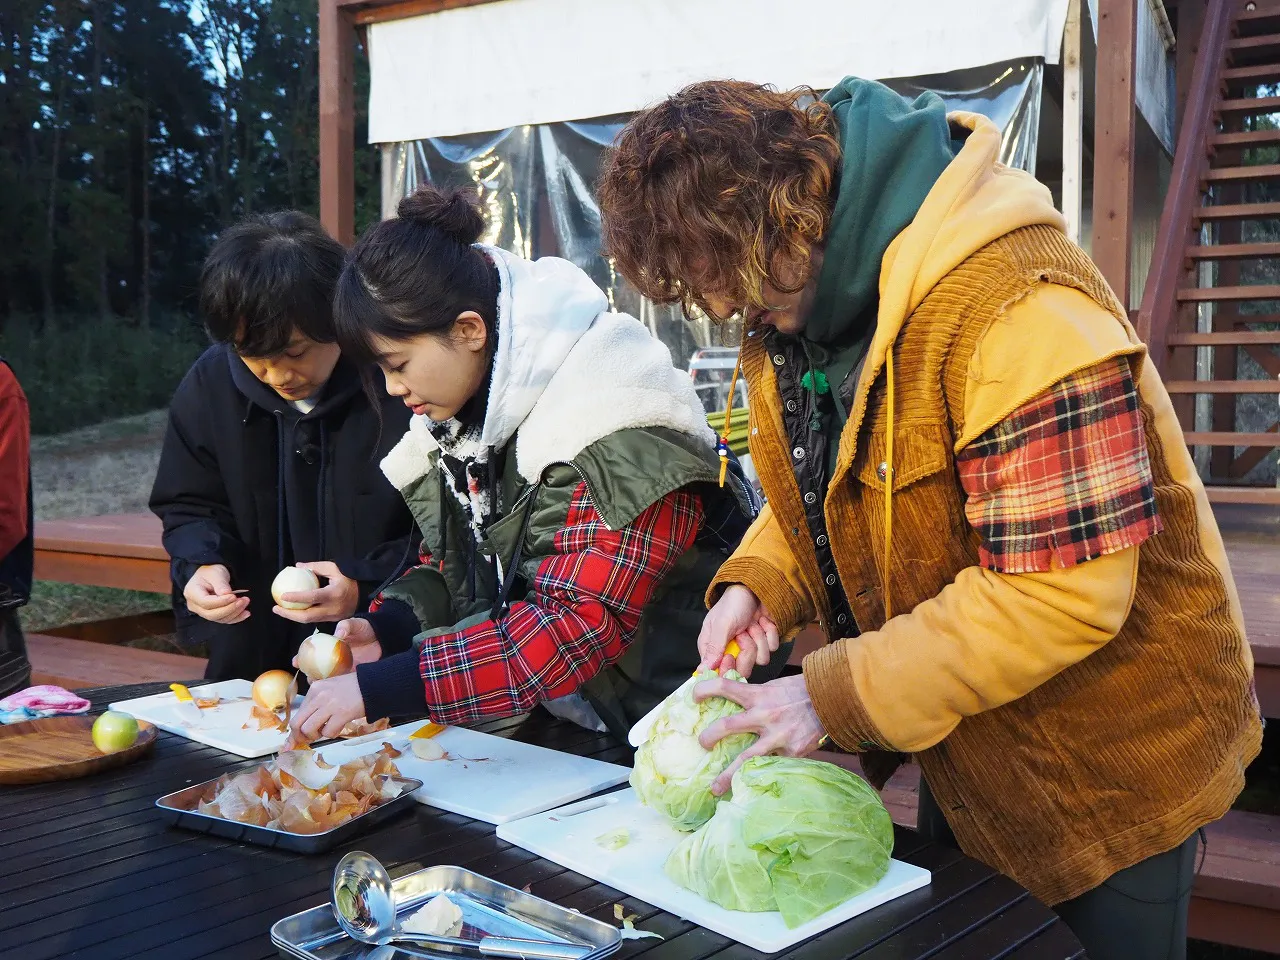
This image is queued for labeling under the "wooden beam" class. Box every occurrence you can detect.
[1169,331,1280,345]
[319,0,356,246]
[1164,381,1280,393]
[1194,201,1280,220]
[1177,284,1280,300]
[1187,242,1280,259]
[1203,164,1280,182]
[32,550,170,594]
[351,0,504,26]
[1218,95,1280,114]
[1062,0,1085,243]
[1205,486,1280,504]
[1185,432,1280,446]
[1175,0,1206,140]
[1092,0,1139,307]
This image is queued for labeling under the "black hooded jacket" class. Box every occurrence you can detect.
[149,345,418,679]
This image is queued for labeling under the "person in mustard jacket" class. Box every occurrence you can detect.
[597,77,1262,960]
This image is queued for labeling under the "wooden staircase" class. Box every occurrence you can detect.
[1141,0,1280,504]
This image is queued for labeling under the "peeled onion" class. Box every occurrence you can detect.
[272,566,319,610]
[253,669,295,712]
[295,631,353,682]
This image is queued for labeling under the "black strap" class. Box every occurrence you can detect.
[490,482,541,620]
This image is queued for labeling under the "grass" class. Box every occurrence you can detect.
[31,409,168,519]
[18,581,169,635]
[22,405,180,649]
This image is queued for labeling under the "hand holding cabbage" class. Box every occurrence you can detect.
[630,670,755,830]
[631,670,895,927]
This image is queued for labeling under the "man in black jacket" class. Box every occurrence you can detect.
[150,212,417,681]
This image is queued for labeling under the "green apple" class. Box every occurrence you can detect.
[92,712,139,753]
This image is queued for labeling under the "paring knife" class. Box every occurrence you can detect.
[169,683,204,726]
[626,639,740,748]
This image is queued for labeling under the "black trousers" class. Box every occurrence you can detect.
[0,606,31,698]
[917,778,1198,960]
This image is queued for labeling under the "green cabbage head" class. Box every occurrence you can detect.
[630,669,755,831]
[664,756,894,927]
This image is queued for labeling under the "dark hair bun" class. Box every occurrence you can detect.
[397,186,485,245]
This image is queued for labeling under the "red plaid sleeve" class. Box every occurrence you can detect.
[955,357,1162,574]
[416,484,703,724]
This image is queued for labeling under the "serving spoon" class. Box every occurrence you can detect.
[331,851,593,960]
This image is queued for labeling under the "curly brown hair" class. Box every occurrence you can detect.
[598,80,841,321]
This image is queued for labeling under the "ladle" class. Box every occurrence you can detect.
[331,851,593,960]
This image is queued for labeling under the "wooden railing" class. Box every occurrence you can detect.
[1136,0,1237,373]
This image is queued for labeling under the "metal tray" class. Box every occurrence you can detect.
[155,775,424,854]
[271,864,623,960]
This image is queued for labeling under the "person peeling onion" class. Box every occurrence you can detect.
[295,631,354,682]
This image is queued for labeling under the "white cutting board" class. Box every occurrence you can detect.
[110,680,305,758]
[497,789,931,954]
[313,722,633,825]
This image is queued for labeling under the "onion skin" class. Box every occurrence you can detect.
[272,567,319,610]
[295,632,354,682]
[253,669,295,711]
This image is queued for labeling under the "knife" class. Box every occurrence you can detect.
[627,639,740,747]
[169,683,204,727]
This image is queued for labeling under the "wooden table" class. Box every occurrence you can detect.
[0,683,1082,960]
[33,513,170,594]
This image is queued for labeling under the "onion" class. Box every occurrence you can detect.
[276,749,340,790]
[295,631,353,682]
[253,669,295,712]
[411,738,447,761]
[272,566,320,610]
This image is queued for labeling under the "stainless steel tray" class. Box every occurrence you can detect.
[155,775,424,854]
[271,864,623,960]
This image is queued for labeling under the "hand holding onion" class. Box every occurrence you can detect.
[292,671,368,742]
[335,618,383,667]
[271,561,361,624]
[294,631,354,682]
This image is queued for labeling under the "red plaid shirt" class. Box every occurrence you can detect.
[956,357,1162,573]
[416,483,702,725]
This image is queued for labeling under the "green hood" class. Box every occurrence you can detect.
[805,78,959,345]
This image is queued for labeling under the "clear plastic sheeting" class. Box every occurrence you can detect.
[383,60,1043,357]
[881,59,1043,173]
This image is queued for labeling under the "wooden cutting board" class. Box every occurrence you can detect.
[0,715,158,785]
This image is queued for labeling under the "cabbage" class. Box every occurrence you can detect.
[664,756,894,927]
[630,670,755,831]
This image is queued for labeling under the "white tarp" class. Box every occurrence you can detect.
[368,0,1072,143]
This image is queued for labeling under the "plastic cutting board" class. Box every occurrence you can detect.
[497,788,931,953]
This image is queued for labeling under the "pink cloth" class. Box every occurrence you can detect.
[0,684,91,714]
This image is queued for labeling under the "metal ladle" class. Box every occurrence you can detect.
[331,851,593,960]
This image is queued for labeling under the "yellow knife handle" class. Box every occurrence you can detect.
[170,683,194,703]
[695,639,743,677]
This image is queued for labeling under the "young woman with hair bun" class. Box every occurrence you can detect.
[292,185,772,742]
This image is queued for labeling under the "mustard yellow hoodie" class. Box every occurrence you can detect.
[712,112,1261,904]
